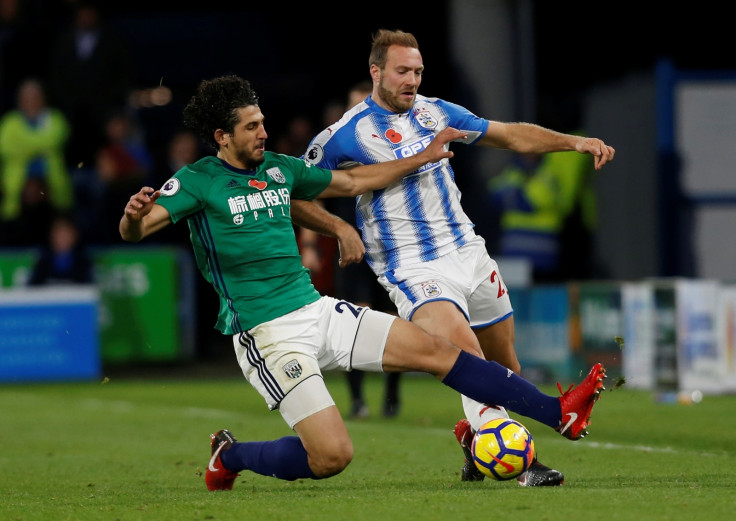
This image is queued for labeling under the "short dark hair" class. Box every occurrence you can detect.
[368,29,419,69]
[182,75,260,151]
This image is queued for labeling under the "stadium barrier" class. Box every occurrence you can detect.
[0,246,195,383]
[508,277,736,395]
[2,247,735,394]
[0,285,100,383]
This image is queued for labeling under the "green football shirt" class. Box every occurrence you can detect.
[156,153,332,333]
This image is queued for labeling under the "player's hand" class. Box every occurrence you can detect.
[336,222,365,267]
[575,137,616,170]
[423,127,467,162]
[124,187,161,221]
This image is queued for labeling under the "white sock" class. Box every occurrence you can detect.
[462,394,509,432]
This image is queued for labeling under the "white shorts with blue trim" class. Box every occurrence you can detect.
[377,235,513,328]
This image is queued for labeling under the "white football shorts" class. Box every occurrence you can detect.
[378,235,513,328]
[232,295,396,428]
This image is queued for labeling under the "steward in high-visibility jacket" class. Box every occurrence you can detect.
[0,79,73,221]
[488,143,597,282]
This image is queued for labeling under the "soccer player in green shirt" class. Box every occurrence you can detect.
[119,74,606,491]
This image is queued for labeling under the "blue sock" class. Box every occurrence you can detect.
[221,436,319,481]
[442,351,561,428]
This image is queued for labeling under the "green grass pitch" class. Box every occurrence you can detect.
[1,368,735,521]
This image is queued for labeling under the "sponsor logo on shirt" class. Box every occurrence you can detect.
[394,135,440,174]
[395,135,434,159]
[227,187,291,224]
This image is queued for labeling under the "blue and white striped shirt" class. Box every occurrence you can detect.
[304,94,489,274]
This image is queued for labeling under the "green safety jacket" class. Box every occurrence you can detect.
[0,108,72,220]
[488,147,596,276]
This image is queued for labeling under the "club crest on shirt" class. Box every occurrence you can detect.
[421,281,442,298]
[267,167,285,183]
[282,359,303,379]
[414,109,438,130]
[160,178,180,196]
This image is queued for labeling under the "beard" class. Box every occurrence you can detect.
[376,80,414,113]
[235,147,266,170]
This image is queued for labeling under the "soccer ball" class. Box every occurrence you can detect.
[471,418,535,480]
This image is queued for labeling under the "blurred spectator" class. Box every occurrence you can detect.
[1,176,53,246]
[274,115,314,156]
[103,108,153,177]
[90,145,144,244]
[74,109,151,244]
[0,77,73,244]
[149,128,202,188]
[28,211,94,285]
[146,128,203,245]
[488,140,598,283]
[47,1,135,169]
[164,129,201,174]
[320,99,345,131]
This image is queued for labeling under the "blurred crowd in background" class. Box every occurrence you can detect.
[0,0,204,248]
[0,0,602,357]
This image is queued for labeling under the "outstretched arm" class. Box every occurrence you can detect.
[292,199,365,267]
[119,187,172,241]
[320,127,467,198]
[479,122,615,170]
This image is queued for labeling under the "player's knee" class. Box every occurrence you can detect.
[426,334,463,373]
[309,441,354,478]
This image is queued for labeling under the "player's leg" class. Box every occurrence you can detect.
[346,370,369,418]
[379,316,604,430]
[383,372,401,417]
[474,316,519,374]
[206,302,355,490]
[411,300,510,430]
[371,278,402,418]
[380,254,518,480]
[468,251,565,486]
[347,297,604,482]
[208,380,352,490]
[411,300,484,357]
[379,247,606,436]
[472,319,564,485]
[293,405,353,476]
[411,301,508,421]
